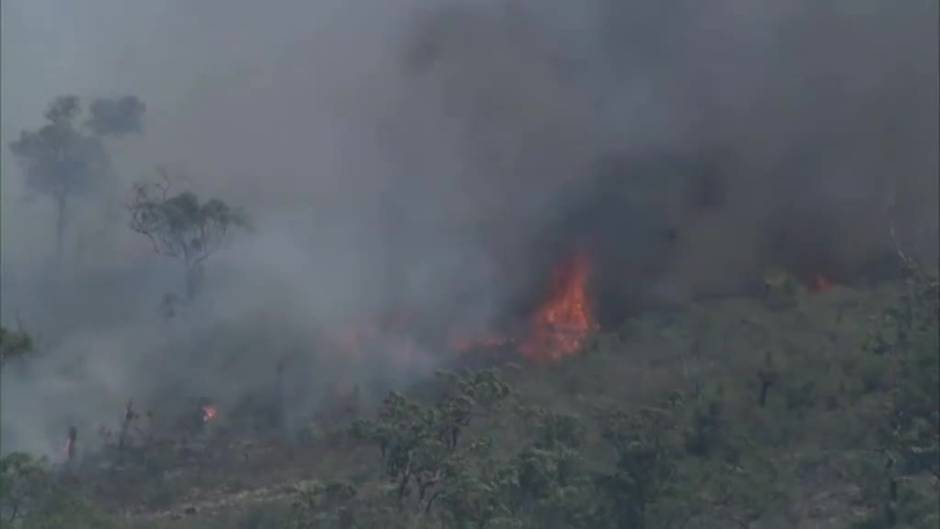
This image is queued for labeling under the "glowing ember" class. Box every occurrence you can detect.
[519,253,598,361]
[201,405,218,423]
[810,274,833,293]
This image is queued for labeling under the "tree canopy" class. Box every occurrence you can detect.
[129,173,248,298]
[8,95,145,261]
[0,325,33,364]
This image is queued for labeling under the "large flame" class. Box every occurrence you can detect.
[334,258,597,363]
[519,253,597,361]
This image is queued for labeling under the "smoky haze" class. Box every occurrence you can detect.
[1,0,937,456]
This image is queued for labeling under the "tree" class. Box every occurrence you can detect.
[350,391,449,512]
[84,96,145,136]
[0,453,47,525]
[436,446,520,529]
[860,253,939,528]
[509,409,598,529]
[596,408,679,529]
[128,171,248,299]
[288,479,358,529]
[350,370,510,515]
[8,95,144,262]
[0,325,33,365]
[0,453,114,529]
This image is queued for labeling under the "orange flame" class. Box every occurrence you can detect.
[519,253,597,361]
[201,405,218,423]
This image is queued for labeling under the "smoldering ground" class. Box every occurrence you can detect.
[1,0,937,456]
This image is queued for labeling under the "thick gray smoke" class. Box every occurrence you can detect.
[1,0,936,456]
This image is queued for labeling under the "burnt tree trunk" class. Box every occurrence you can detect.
[184,261,205,300]
[54,194,67,264]
[757,369,777,408]
[758,380,771,407]
[886,476,898,526]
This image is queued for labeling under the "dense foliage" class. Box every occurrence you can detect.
[0,453,115,529]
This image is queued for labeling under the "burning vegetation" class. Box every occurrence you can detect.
[519,252,598,361]
[201,405,218,424]
[323,252,601,365]
[447,252,599,362]
[1,1,935,527]
[810,274,834,294]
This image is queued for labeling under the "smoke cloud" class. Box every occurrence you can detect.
[1,0,936,456]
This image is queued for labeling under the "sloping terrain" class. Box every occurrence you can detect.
[3,273,938,529]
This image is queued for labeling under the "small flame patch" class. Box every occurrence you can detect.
[201,404,218,423]
[810,274,833,293]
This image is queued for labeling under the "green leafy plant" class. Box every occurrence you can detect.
[350,370,511,515]
[0,452,115,529]
[858,254,939,527]
[596,408,679,529]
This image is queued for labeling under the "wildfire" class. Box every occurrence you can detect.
[201,404,218,423]
[333,257,598,363]
[519,253,598,361]
[810,274,833,293]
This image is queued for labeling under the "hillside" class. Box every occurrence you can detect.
[3,2,937,528]
[3,264,937,529]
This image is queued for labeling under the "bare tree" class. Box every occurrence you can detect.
[128,170,248,299]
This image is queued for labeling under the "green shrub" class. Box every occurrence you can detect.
[0,452,115,529]
[137,474,185,511]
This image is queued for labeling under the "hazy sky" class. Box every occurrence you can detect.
[2,1,358,265]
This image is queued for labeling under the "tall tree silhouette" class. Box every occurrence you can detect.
[8,95,144,262]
